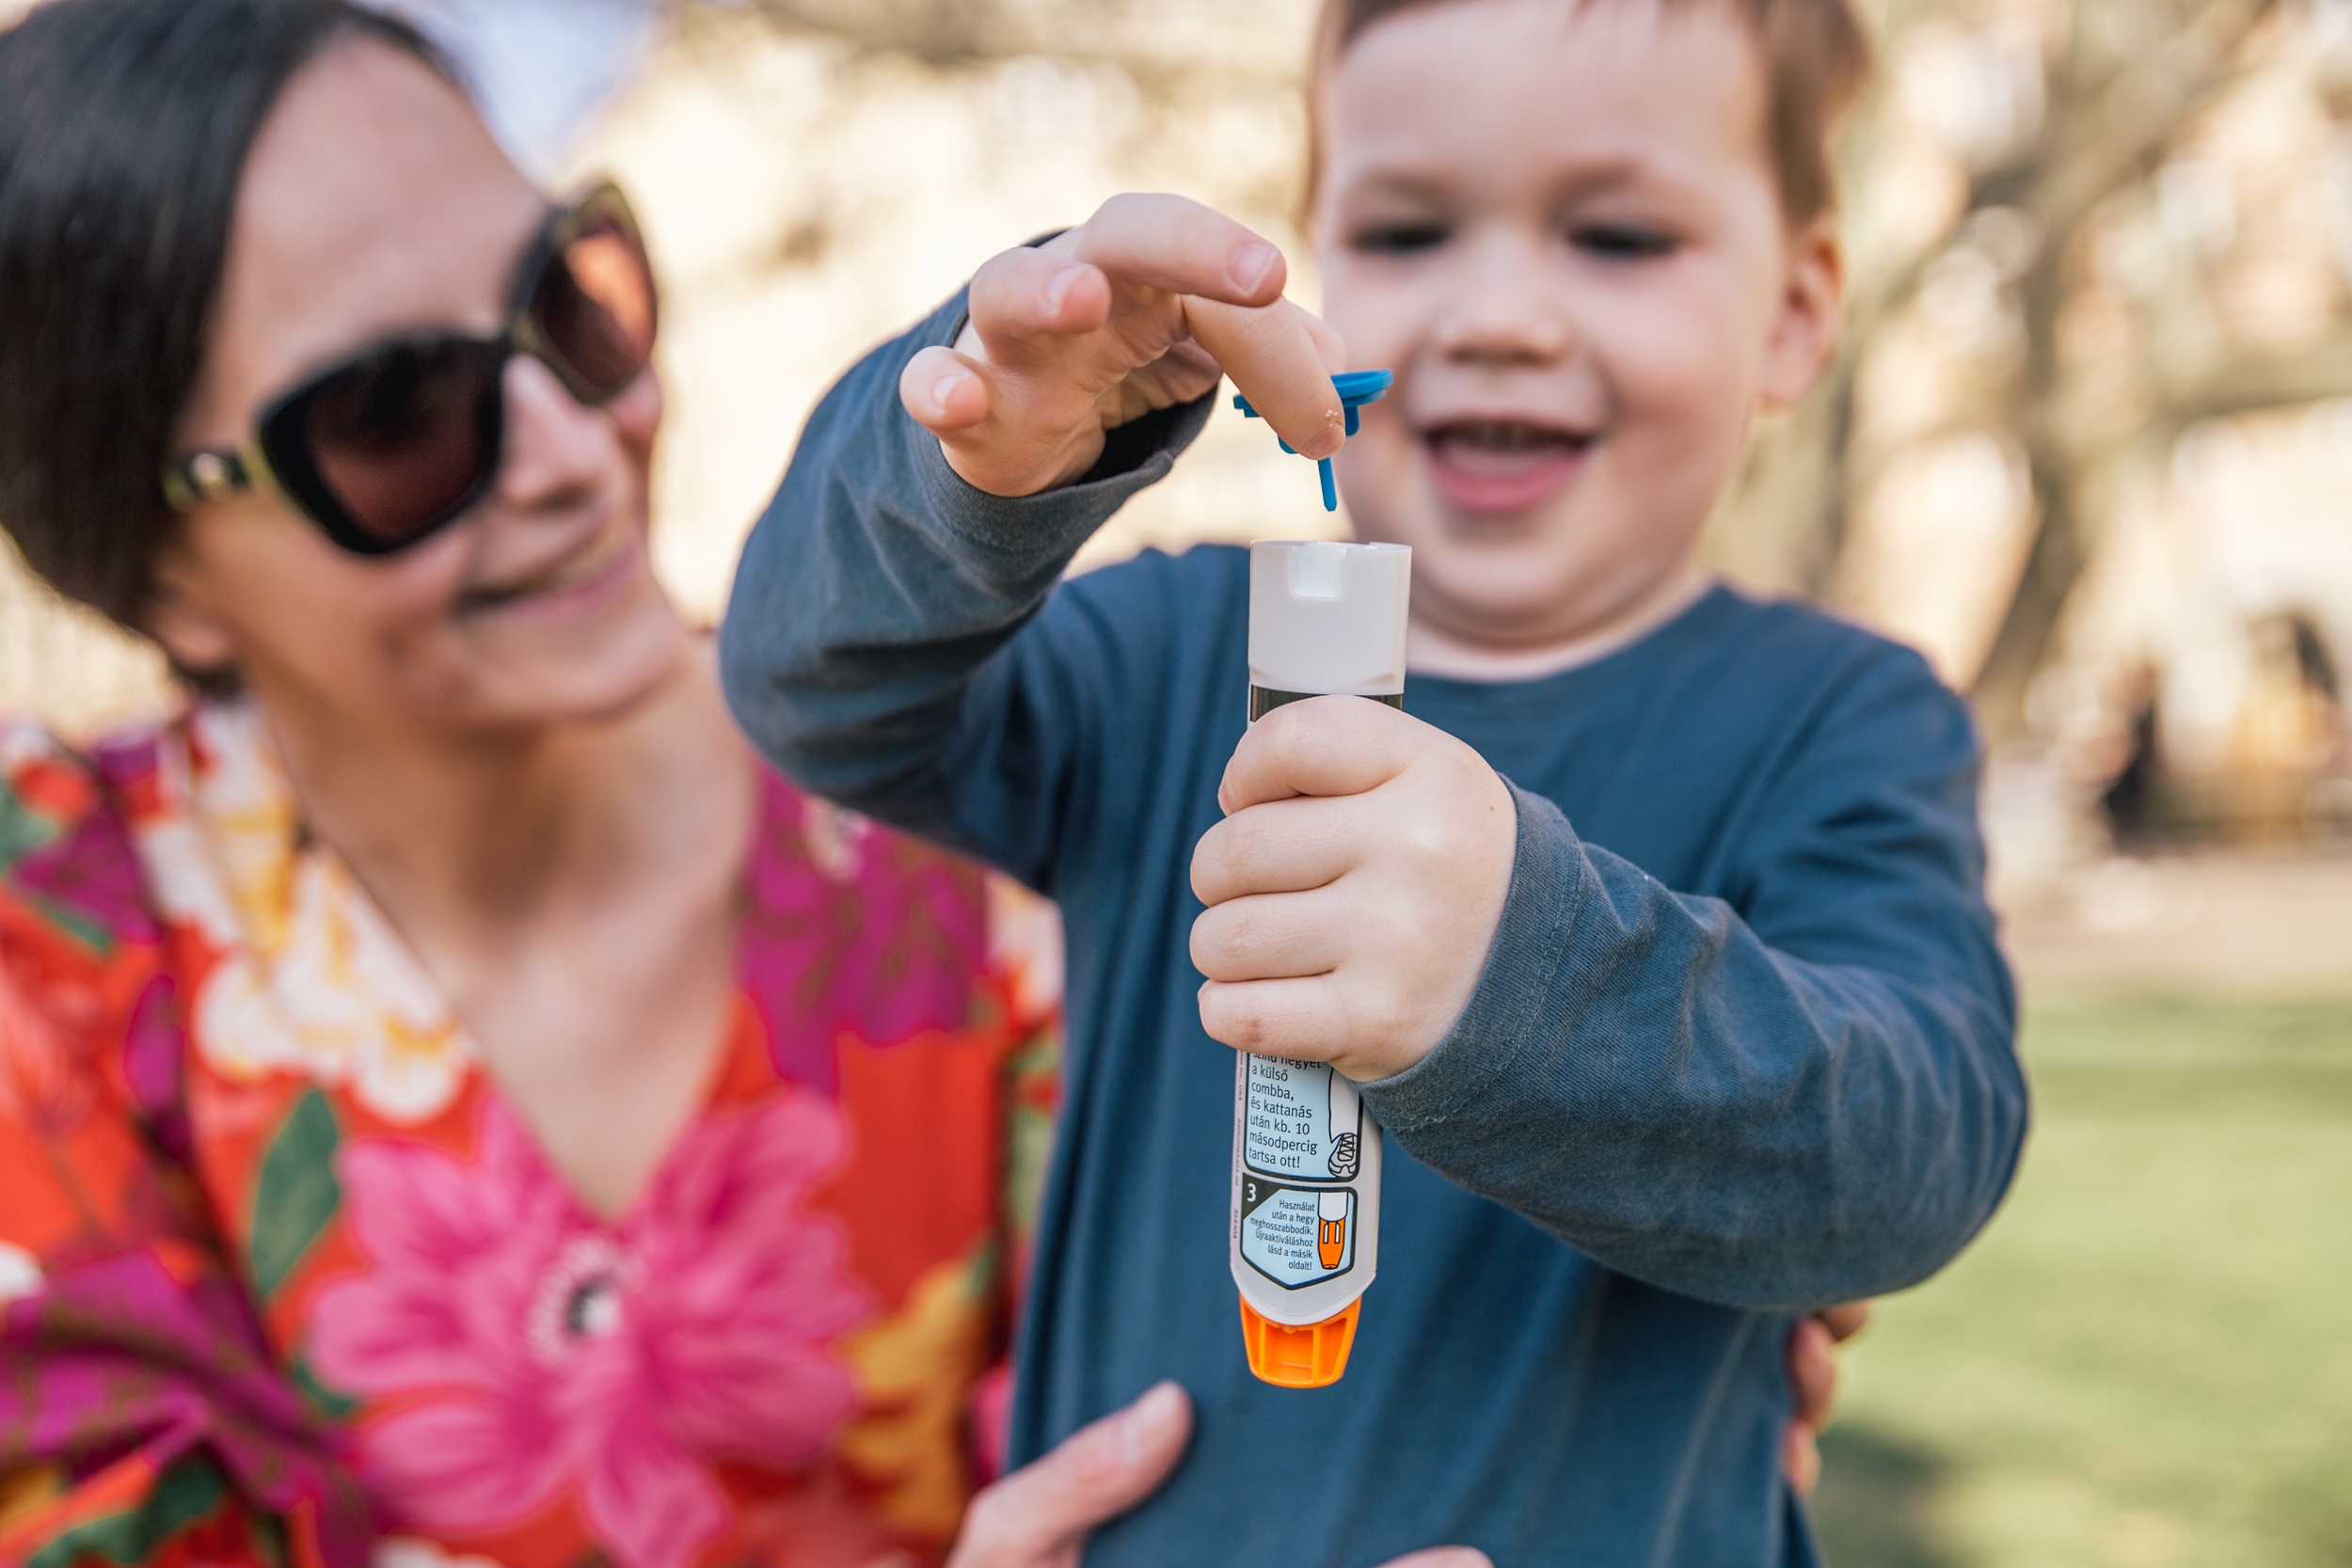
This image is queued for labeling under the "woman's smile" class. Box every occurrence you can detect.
[456,514,643,618]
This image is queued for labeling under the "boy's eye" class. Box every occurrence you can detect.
[1352,221,1451,256]
[1571,223,1677,261]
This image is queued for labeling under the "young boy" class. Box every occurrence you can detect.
[721,0,2026,1562]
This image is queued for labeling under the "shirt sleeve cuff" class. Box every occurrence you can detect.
[1358,779,1588,1133]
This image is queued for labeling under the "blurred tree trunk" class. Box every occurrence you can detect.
[1731,0,2352,740]
[1971,0,2285,735]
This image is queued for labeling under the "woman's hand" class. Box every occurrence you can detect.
[947,1381,1491,1568]
[899,194,1346,499]
[1783,1302,1871,1495]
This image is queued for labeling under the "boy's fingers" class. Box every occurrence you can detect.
[965,245,1114,364]
[947,1382,1192,1568]
[1186,295,1346,459]
[900,345,997,435]
[1190,888,1347,984]
[1190,795,1358,908]
[905,337,1117,495]
[1375,1554,1494,1568]
[1065,192,1289,307]
[1219,697,1427,815]
[904,345,1089,492]
[1198,974,1357,1061]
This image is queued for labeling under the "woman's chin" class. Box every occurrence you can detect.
[541,617,698,726]
[445,583,699,731]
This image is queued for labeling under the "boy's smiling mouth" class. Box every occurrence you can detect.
[1420,418,1595,515]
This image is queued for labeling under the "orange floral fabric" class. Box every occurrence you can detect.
[0,704,1063,1568]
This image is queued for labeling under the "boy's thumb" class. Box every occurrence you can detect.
[946,1381,1194,1568]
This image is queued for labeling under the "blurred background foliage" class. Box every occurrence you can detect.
[2,0,2348,1561]
[18,0,2352,868]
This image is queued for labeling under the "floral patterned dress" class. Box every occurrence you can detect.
[0,702,1063,1568]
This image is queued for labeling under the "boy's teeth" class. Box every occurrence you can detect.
[1436,420,1581,451]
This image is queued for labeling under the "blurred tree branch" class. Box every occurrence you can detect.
[702,0,1310,89]
[1971,0,2286,732]
[1732,0,2351,737]
[2153,325,2352,433]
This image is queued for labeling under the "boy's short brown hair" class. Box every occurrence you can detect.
[1307,0,1874,227]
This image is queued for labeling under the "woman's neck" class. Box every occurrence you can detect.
[251,641,753,955]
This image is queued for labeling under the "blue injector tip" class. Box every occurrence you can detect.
[1232,369,1393,513]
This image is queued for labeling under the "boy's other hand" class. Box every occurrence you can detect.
[947,1379,1493,1568]
[1191,696,1517,1082]
[900,194,1347,498]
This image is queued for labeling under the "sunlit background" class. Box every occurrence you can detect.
[2,1,2348,1562]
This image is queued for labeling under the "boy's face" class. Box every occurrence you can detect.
[1312,0,1841,662]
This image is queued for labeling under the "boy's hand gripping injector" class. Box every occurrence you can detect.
[1226,370,1406,1388]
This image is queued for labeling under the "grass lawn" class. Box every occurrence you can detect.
[1810,995,2352,1568]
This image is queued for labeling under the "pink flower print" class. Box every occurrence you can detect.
[310,1091,867,1568]
[10,798,155,943]
[740,775,985,1092]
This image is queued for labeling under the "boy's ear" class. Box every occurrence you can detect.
[1758,214,1844,412]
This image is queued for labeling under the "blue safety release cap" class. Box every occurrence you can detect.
[1233,369,1394,512]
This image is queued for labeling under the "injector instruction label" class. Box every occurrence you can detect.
[1243,1056,1363,1181]
[1238,1177,1357,1288]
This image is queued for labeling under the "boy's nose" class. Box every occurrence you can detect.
[1433,233,1575,365]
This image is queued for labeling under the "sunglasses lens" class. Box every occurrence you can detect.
[533,211,656,399]
[252,193,653,554]
[300,339,503,546]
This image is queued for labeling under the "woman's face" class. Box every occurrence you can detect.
[158,40,685,736]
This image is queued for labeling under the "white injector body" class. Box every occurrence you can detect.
[1230,540,1410,1387]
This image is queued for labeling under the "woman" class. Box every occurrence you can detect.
[0,5,1422,1567]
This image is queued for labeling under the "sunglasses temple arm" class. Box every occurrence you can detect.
[160,449,259,513]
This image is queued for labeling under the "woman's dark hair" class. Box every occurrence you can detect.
[0,0,458,639]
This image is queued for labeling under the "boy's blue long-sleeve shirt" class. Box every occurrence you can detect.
[720,293,2027,1568]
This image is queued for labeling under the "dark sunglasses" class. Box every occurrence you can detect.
[162,182,658,556]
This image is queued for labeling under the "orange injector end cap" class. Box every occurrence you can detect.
[1239,1295,1361,1388]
